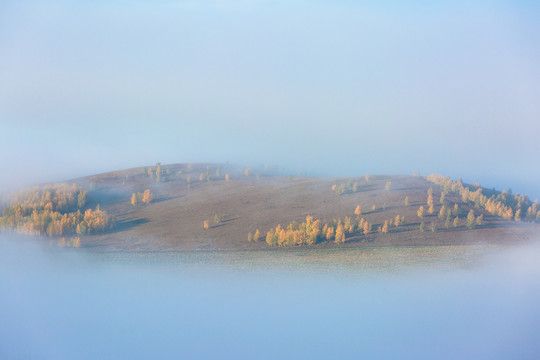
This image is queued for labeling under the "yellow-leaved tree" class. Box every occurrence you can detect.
[466,210,476,229]
[141,189,153,205]
[354,205,362,218]
[427,188,434,214]
[417,206,425,220]
[130,193,138,207]
[381,220,389,234]
[334,223,345,244]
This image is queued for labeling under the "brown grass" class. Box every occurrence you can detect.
[71,164,540,251]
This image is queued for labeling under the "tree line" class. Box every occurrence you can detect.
[416,186,486,232]
[427,174,539,222]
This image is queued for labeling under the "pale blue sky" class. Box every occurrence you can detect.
[1,1,539,198]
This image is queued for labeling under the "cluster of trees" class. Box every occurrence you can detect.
[376,214,405,234]
[417,200,483,232]
[466,209,484,229]
[331,180,361,195]
[198,171,233,183]
[437,204,463,228]
[247,229,261,242]
[145,163,163,182]
[331,178,392,195]
[253,204,406,247]
[427,174,539,222]
[263,215,324,246]
[0,184,112,237]
[187,166,234,185]
[178,164,268,188]
[130,189,153,206]
[6,183,87,214]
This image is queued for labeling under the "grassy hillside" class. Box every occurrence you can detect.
[1,163,539,251]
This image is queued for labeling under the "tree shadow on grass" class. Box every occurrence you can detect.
[338,184,378,195]
[365,205,402,215]
[209,217,240,229]
[434,222,511,233]
[87,189,127,208]
[151,195,177,204]
[111,217,150,233]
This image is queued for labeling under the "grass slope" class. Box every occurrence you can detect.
[68,163,540,251]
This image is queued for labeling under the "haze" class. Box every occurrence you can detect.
[2,235,540,359]
[1,0,539,198]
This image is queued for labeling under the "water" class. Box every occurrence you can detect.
[1,235,539,359]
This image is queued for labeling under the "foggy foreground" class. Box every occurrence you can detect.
[1,235,540,359]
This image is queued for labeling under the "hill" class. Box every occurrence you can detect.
[1,163,539,251]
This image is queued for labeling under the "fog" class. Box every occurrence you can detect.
[1,1,540,358]
[1,234,540,359]
[1,0,539,198]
